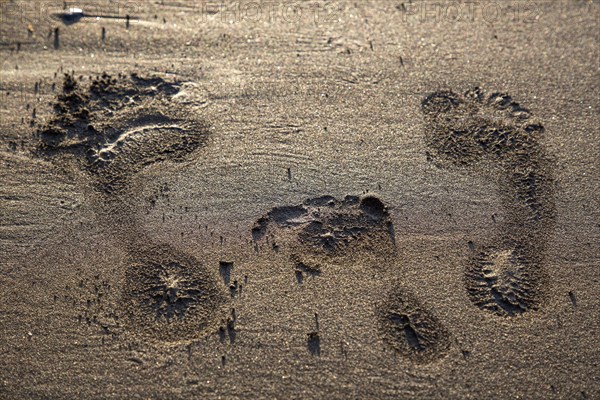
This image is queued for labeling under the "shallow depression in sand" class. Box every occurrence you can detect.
[36,73,210,193]
[252,194,396,255]
[121,246,226,342]
[380,288,451,363]
[465,247,539,317]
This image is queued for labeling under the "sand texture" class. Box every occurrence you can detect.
[1,1,599,399]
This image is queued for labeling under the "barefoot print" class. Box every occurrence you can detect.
[122,244,226,342]
[421,87,556,316]
[32,73,227,342]
[252,194,396,257]
[253,194,450,362]
[465,243,541,316]
[380,286,451,363]
[36,73,209,193]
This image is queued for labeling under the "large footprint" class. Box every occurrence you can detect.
[253,194,451,363]
[421,88,555,317]
[379,285,451,363]
[32,73,226,342]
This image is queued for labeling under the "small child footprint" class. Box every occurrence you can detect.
[252,194,396,264]
[253,195,450,362]
[380,285,451,363]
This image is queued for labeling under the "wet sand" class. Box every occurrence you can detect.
[1,1,599,399]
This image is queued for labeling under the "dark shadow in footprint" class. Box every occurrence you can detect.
[291,254,322,277]
[121,244,226,342]
[219,261,234,285]
[380,287,451,363]
[35,72,209,193]
[307,332,321,356]
[252,194,396,258]
[421,87,555,316]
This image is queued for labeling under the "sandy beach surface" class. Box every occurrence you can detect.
[1,1,599,398]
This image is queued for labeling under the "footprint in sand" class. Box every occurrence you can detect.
[379,286,451,363]
[465,245,539,316]
[252,194,397,277]
[421,87,556,317]
[36,72,209,193]
[253,194,450,363]
[121,244,226,342]
[252,194,396,257]
[33,73,226,342]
